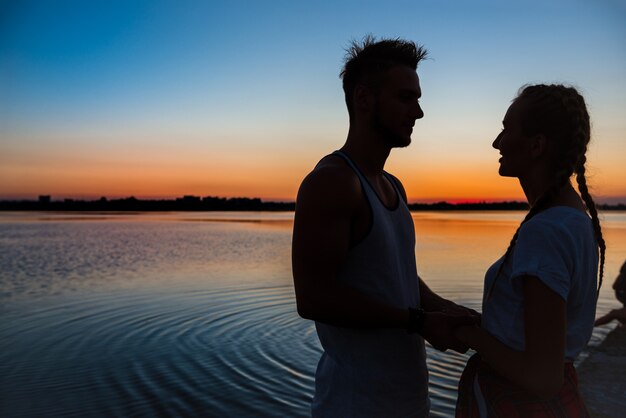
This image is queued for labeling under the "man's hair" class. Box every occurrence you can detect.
[340,35,428,119]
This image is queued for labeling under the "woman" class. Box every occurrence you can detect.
[454,84,606,417]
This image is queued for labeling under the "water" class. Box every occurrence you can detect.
[1,211,624,417]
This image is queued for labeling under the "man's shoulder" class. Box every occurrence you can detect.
[302,154,359,192]
[312,153,353,174]
[297,154,362,210]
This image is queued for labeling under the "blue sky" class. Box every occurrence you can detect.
[1,0,625,201]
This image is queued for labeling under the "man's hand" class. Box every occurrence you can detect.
[437,300,481,325]
[418,280,481,324]
[421,311,478,353]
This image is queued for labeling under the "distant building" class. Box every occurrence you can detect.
[38,195,51,203]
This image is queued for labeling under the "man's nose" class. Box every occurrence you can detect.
[414,103,424,120]
[492,132,502,149]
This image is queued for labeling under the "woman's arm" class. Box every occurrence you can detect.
[455,275,566,397]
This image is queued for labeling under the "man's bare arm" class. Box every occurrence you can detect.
[391,173,480,317]
[292,161,408,328]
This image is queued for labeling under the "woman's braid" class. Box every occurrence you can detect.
[555,88,605,293]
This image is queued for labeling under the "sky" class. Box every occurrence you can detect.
[1,0,625,203]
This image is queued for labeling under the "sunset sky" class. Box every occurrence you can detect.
[1,0,625,203]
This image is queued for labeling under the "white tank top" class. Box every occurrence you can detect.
[312,151,430,418]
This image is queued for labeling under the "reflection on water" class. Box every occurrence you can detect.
[0,212,294,300]
[0,211,624,417]
[2,286,317,418]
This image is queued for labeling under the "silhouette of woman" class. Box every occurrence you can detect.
[454,84,605,417]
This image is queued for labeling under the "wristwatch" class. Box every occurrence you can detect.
[407,307,425,334]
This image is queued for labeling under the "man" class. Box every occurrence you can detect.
[291,36,478,417]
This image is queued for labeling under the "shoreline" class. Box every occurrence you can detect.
[1,198,625,212]
[578,325,626,418]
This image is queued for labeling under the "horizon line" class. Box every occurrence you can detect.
[1,194,625,207]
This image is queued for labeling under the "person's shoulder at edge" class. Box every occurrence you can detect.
[296,154,362,215]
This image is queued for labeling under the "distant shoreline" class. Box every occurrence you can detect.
[1,196,625,212]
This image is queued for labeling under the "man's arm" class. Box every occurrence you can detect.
[419,278,480,317]
[389,172,480,318]
[419,278,453,311]
[292,161,409,329]
[293,164,477,352]
[418,277,480,352]
[388,173,480,351]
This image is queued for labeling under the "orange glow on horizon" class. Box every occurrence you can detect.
[1,162,624,204]
[1,139,624,203]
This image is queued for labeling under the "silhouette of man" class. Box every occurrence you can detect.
[292,36,478,417]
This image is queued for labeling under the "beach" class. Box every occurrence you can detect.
[578,325,626,418]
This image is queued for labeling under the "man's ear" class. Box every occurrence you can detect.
[530,134,548,159]
[354,84,374,114]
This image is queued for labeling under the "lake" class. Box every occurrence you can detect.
[1,211,624,417]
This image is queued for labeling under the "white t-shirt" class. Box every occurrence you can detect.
[482,206,599,361]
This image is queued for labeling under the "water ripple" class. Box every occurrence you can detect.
[0,285,484,417]
[0,286,314,417]
[3,211,623,417]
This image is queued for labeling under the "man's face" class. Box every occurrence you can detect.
[371,66,424,148]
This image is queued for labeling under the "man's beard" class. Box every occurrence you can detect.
[372,103,411,148]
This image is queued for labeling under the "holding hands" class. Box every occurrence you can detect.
[421,300,481,353]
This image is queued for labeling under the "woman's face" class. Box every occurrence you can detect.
[492,99,534,178]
